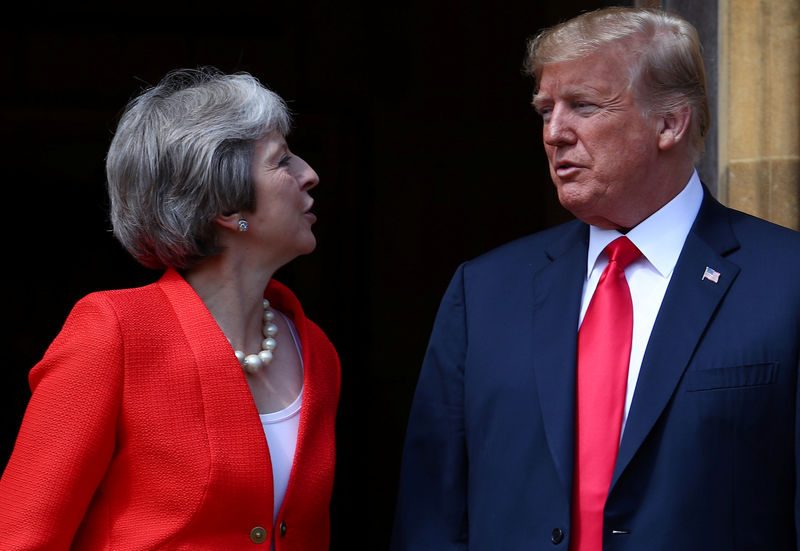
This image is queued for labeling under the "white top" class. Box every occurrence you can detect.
[259,312,303,526]
[579,170,704,437]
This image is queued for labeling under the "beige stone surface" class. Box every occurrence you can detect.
[718,0,800,229]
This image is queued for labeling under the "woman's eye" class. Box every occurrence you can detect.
[278,155,292,167]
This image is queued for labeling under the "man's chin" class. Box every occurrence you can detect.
[556,187,593,218]
[556,195,621,229]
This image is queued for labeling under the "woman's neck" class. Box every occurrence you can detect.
[183,254,276,353]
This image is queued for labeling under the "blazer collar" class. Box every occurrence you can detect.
[611,188,741,489]
[531,220,589,497]
[532,189,742,498]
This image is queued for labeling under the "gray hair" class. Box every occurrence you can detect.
[525,7,709,161]
[106,67,292,270]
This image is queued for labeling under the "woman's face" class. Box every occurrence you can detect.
[243,131,320,264]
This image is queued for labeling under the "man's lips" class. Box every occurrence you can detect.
[553,160,584,177]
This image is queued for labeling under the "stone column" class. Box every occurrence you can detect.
[717,0,800,230]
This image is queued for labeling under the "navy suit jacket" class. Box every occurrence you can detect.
[392,191,800,550]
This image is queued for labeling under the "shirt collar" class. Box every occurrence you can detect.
[586,170,704,277]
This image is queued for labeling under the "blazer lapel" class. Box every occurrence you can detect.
[530,221,588,496]
[612,194,741,487]
[157,270,275,513]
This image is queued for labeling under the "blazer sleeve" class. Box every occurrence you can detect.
[0,293,123,550]
[796,355,800,546]
[391,264,469,551]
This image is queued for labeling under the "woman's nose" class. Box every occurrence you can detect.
[296,156,319,190]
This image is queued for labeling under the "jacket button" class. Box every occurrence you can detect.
[250,526,267,544]
[551,528,565,545]
[279,521,287,537]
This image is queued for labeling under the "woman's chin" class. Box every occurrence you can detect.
[297,235,318,256]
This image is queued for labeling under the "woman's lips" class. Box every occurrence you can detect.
[303,200,316,223]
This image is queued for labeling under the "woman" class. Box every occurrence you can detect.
[0,67,340,550]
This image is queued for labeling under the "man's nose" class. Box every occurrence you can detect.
[543,105,576,146]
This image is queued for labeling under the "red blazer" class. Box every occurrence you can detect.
[0,269,340,550]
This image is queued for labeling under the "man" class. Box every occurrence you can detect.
[392,7,800,551]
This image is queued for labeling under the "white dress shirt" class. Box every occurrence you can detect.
[579,170,704,436]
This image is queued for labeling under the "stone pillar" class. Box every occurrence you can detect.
[717,0,800,229]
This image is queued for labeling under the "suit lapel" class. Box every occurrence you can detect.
[530,221,588,496]
[157,270,275,513]
[612,194,741,488]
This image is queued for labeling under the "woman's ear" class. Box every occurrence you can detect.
[214,212,244,232]
[657,104,692,151]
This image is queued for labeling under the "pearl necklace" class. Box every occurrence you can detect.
[233,299,278,375]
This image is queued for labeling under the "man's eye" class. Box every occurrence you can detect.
[537,108,552,122]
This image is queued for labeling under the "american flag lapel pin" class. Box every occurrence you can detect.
[702,266,720,283]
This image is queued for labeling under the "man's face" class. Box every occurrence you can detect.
[533,47,663,230]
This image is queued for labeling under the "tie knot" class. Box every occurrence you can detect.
[604,237,641,269]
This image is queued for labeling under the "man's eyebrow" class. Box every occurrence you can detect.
[533,85,607,108]
[532,94,551,110]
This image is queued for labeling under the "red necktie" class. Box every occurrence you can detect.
[571,236,641,550]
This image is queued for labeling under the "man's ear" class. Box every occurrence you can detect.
[657,104,692,151]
